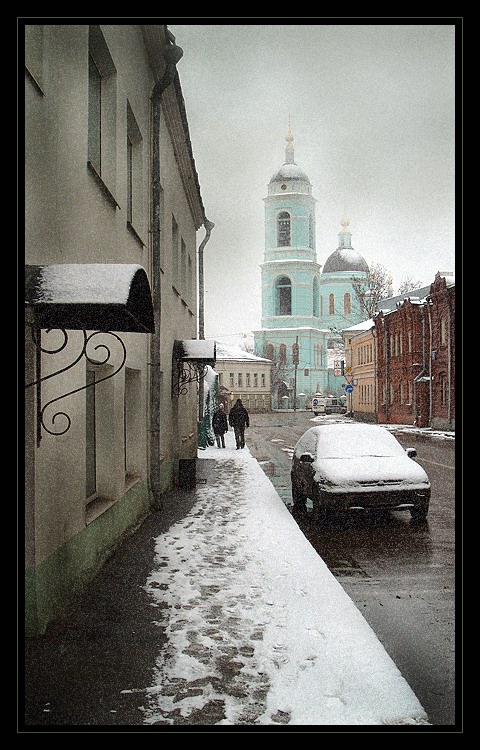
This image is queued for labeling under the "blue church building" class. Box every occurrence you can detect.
[253,128,369,408]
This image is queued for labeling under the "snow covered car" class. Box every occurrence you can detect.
[291,423,431,522]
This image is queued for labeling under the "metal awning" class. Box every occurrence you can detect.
[173,339,216,364]
[172,340,216,396]
[25,264,155,333]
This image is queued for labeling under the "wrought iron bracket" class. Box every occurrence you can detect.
[25,326,126,446]
[172,358,209,398]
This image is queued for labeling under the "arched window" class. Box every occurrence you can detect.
[343,292,352,315]
[279,343,287,364]
[329,293,335,315]
[264,343,274,361]
[309,214,314,248]
[313,278,319,317]
[277,211,291,246]
[276,276,292,315]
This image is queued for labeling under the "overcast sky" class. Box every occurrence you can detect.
[168,22,456,340]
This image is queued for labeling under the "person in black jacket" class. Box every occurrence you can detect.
[212,403,228,448]
[228,398,250,449]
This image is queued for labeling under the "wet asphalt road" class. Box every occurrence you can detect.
[246,411,457,728]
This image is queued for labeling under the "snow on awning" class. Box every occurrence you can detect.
[25,264,155,333]
[173,339,216,364]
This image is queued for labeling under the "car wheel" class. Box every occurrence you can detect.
[410,504,429,522]
[312,490,329,524]
[292,486,307,511]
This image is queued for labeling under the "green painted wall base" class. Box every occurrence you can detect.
[25,480,152,636]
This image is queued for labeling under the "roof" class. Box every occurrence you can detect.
[214,342,272,363]
[269,162,311,184]
[25,264,155,333]
[342,319,375,334]
[323,247,369,274]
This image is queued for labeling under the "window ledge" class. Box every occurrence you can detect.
[127,221,146,248]
[125,474,142,492]
[86,495,117,525]
[87,161,120,209]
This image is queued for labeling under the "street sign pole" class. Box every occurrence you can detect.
[293,335,298,412]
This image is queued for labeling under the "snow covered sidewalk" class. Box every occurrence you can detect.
[142,430,429,726]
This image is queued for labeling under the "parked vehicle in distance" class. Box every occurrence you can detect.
[312,395,347,415]
[291,423,431,522]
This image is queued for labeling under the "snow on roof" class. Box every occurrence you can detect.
[214,341,272,363]
[27,264,145,304]
[342,319,374,333]
[179,339,216,360]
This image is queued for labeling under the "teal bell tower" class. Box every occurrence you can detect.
[254,126,331,407]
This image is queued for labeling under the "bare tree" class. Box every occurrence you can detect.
[352,263,392,319]
[239,333,255,354]
[262,345,290,395]
[397,276,423,295]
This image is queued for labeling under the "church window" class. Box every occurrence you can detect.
[279,344,287,365]
[265,343,274,360]
[276,276,292,315]
[309,214,314,248]
[343,293,352,315]
[313,278,319,317]
[329,293,335,315]
[277,212,291,246]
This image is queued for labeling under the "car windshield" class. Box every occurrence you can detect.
[315,425,408,460]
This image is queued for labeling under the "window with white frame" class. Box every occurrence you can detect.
[229,373,234,387]
[254,373,258,388]
[238,373,243,387]
[277,211,291,246]
[344,293,352,315]
[261,373,266,387]
[246,373,251,387]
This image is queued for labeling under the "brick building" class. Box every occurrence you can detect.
[374,272,455,429]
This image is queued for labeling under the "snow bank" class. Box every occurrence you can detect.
[143,431,429,726]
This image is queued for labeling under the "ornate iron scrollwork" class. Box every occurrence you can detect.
[25,327,126,444]
[172,359,209,397]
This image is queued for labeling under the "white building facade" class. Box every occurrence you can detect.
[25,24,209,634]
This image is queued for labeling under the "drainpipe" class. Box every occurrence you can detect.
[149,31,183,509]
[198,219,215,341]
[426,301,433,427]
[445,290,452,426]
[382,317,389,422]
[413,305,426,426]
[197,219,215,445]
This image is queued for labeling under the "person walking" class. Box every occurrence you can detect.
[212,403,228,448]
[228,398,250,449]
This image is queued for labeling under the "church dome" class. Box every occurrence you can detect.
[268,125,311,186]
[323,219,369,274]
[323,247,369,273]
[270,162,311,184]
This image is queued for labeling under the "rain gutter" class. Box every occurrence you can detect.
[413,304,426,425]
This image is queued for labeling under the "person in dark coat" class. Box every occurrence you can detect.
[228,398,250,449]
[212,403,228,448]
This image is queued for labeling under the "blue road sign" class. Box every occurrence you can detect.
[345,384,354,394]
